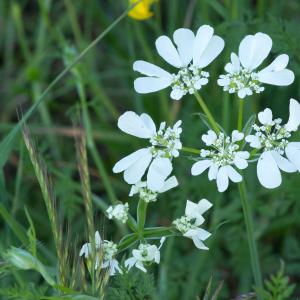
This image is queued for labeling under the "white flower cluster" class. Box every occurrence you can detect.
[173,199,212,250]
[246,98,300,189]
[150,120,182,158]
[191,130,250,192]
[129,176,178,203]
[218,33,294,99]
[171,67,209,100]
[125,238,165,273]
[79,231,121,276]
[218,53,264,98]
[106,203,129,223]
[113,111,182,192]
[133,25,224,100]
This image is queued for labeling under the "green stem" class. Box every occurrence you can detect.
[194,92,220,133]
[238,181,263,294]
[127,214,138,232]
[137,199,147,235]
[237,99,244,131]
[181,146,200,155]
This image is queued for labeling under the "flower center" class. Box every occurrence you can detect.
[103,241,117,261]
[218,68,264,96]
[171,64,209,99]
[252,119,291,153]
[150,121,182,159]
[139,186,158,202]
[173,216,196,234]
[201,133,241,166]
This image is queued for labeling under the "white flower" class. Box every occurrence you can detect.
[79,231,121,275]
[218,32,294,98]
[133,25,224,100]
[113,111,182,191]
[129,176,178,203]
[246,98,300,188]
[79,231,101,258]
[173,199,212,250]
[106,203,129,223]
[191,130,250,192]
[185,199,213,225]
[125,237,166,273]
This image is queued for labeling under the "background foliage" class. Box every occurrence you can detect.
[0,0,299,299]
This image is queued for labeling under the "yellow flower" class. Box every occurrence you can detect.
[128,0,157,21]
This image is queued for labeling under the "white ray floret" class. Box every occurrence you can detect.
[191,130,250,192]
[129,176,178,203]
[125,237,166,273]
[133,25,225,100]
[218,32,294,98]
[246,98,300,189]
[173,199,212,250]
[113,111,182,191]
[79,231,121,276]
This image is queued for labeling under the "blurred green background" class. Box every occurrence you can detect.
[0,0,300,299]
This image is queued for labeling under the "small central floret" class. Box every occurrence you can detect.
[248,119,291,154]
[201,131,243,167]
[171,65,209,100]
[173,216,196,234]
[102,241,118,261]
[218,68,264,98]
[150,121,182,158]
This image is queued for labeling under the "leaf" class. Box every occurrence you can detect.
[118,233,138,252]
[194,113,226,133]
[143,227,177,239]
[0,203,28,245]
[242,114,256,137]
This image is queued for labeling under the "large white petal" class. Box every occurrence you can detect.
[140,113,156,134]
[258,54,289,73]
[216,166,229,192]
[208,164,218,180]
[124,151,152,184]
[155,35,182,68]
[231,52,241,72]
[113,148,150,173]
[239,33,272,70]
[258,69,294,86]
[195,35,224,68]
[226,165,242,183]
[184,228,211,250]
[197,199,213,214]
[159,176,178,193]
[285,98,300,132]
[147,157,172,191]
[173,28,195,66]
[134,77,172,94]
[191,160,212,176]
[258,108,273,125]
[124,257,137,270]
[257,151,281,189]
[193,25,214,66]
[286,142,300,171]
[185,200,205,225]
[118,111,154,138]
[133,60,172,78]
[271,150,296,173]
